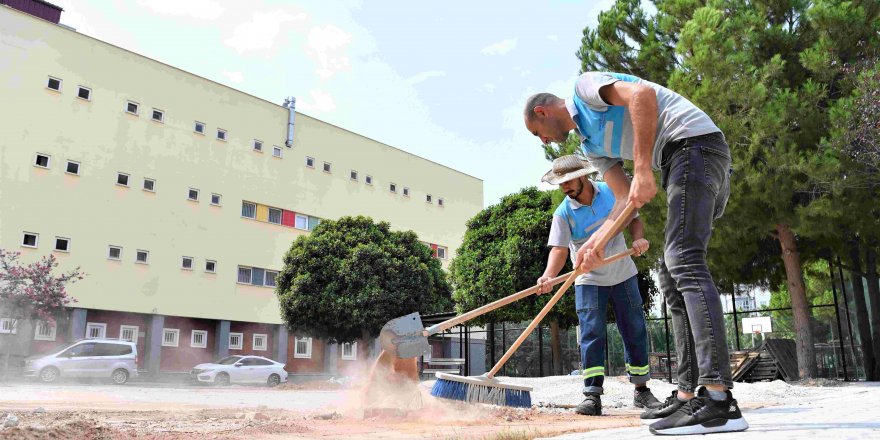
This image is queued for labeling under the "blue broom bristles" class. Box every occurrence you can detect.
[430,377,532,408]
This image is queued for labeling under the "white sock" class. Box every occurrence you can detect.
[707,389,727,401]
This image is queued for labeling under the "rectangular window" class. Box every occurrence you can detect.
[390,183,397,193]
[66,160,80,175]
[116,172,130,187]
[126,101,139,115]
[46,76,61,91]
[306,157,315,168]
[194,121,205,134]
[350,170,358,181]
[211,193,221,206]
[253,140,263,152]
[228,332,243,350]
[426,194,432,203]
[323,162,331,173]
[120,325,138,343]
[237,266,252,284]
[366,175,373,185]
[205,260,216,273]
[273,146,282,158]
[191,330,208,348]
[0,318,17,335]
[143,178,155,192]
[294,214,308,230]
[437,246,448,260]
[438,198,444,206]
[162,328,180,347]
[341,342,357,360]
[188,188,199,201]
[181,256,193,270]
[253,334,267,351]
[217,129,227,141]
[54,237,70,252]
[108,245,122,260]
[152,109,164,123]
[86,322,106,339]
[136,250,149,264]
[268,208,282,224]
[265,271,277,287]
[22,232,38,248]
[294,337,313,358]
[34,153,50,168]
[241,201,256,219]
[77,86,91,100]
[34,321,56,341]
[403,187,410,197]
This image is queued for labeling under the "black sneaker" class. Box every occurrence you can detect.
[640,390,687,424]
[649,388,749,435]
[575,393,602,416]
[634,387,662,409]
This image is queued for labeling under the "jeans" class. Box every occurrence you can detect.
[576,275,651,395]
[659,131,733,392]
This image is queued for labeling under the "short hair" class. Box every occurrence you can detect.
[524,93,561,120]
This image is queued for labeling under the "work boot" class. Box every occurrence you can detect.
[640,390,687,424]
[634,387,662,409]
[574,393,602,416]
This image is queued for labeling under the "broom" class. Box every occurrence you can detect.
[430,203,637,408]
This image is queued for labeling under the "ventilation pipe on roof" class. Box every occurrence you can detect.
[284,96,296,148]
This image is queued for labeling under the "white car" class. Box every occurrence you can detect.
[190,355,288,386]
[23,339,138,385]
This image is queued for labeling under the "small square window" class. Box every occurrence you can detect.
[22,232,39,248]
[237,266,252,284]
[438,198,445,207]
[268,208,282,224]
[108,246,122,260]
[0,318,17,335]
[152,109,164,122]
[294,337,313,358]
[403,187,410,197]
[54,237,70,252]
[126,101,139,115]
[194,121,205,134]
[437,246,448,260]
[86,322,106,339]
[323,162,331,173]
[253,334,267,351]
[253,140,263,152]
[341,342,358,360]
[265,271,277,287]
[390,183,397,193]
[365,175,373,185]
[136,250,149,264]
[241,201,256,219]
[188,188,199,201]
[162,328,180,347]
[34,153,50,168]
[66,160,80,175]
[46,76,61,91]
[229,332,243,350]
[34,321,56,341]
[117,173,130,187]
[350,170,358,181]
[77,86,91,100]
[305,157,315,168]
[205,260,216,273]
[143,178,155,192]
[211,193,221,205]
[426,194,433,203]
[273,146,282,158]
[181,256,193,270]
[120,325,138,343]
[217,129,227,141]
[294,214,308,230]
[191,330,208,348]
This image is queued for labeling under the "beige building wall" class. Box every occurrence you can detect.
[0,7,483,324]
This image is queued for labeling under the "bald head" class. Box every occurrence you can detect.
[524,93,562,121]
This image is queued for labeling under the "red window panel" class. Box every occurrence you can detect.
[282,210,296,227]
[430,243,438,257]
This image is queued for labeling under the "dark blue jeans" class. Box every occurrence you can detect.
[576,275,650,395]
[659,132,733,392]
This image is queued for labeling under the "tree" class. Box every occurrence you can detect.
[0,250,82,380]
[275,216,452,350]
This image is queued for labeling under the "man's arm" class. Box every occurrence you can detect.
[628,216,650,256]
[574,164,636,269]
[536,247,569,294]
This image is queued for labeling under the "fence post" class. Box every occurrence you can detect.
[837,256,857,369]
[829,258,849,381]
[538,325,544,377]
[731,286,741,351]
[488,322,495,367]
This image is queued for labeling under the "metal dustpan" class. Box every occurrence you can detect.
[379,312,430,359]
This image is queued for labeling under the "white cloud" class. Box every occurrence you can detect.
[546,35,559,41]
[483,83,496,93]
[307,25,353,79]
[222,71,244,83]
[481,38,517,55]
[298,90,336,113]
[135,0,225,20]
[405,70,446,85]
[225,10,307,55]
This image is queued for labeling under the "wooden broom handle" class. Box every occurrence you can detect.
[593,202,637,255]
[423,271,575,337]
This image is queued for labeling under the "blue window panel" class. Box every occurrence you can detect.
[251,268,265,286]
[308,216,321,231]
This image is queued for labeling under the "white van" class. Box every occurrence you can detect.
[23,339,138,384]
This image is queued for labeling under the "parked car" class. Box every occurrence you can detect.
[190,355,288,387]
[23,339,138,385]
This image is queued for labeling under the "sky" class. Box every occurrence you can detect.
[52,0,617,207]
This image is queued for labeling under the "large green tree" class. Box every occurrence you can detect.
[275,216,452,347]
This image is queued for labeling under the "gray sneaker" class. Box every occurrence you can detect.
[575,393,602,416]
[640,390,687,423]
[634,387,662,409]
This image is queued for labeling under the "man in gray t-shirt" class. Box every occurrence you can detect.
[536,155,659,416]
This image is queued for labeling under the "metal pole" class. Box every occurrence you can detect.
[731,285,741,351]
[501,322,507,376]
[830,258,849,381]
[837,256,857,370]
[488,321,496,367]
[464,325,470,376]
[662,300,673,384]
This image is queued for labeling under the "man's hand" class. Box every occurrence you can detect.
[632,238,650,256]
[536,275,553,295]
[628,169,657,208]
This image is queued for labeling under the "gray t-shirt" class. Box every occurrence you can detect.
[569,72,721,177]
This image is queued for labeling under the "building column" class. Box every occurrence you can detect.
[69,308,87,341]
[273,325,288,363]
[145,314,164,377]
[214,320,230,360]
[324,342,338,376]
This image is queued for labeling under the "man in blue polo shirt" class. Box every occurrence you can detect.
[524,72,746,435]
[536,154,660,416]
